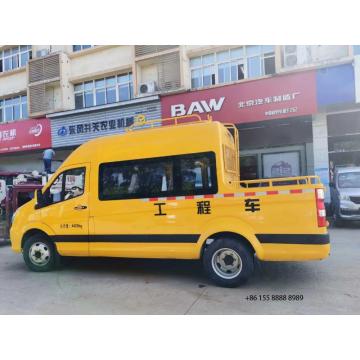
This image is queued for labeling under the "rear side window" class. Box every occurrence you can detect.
[99,159,174,200]
[99,152,217,200]
[179,155,213,194]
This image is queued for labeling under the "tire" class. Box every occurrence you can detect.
[202,237,254,287]
[23,234,58,272]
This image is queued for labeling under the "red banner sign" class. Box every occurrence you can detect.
[161,71,317,124]
[0,118,52,154]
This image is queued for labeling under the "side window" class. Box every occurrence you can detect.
[49,173,63,204]
[100,160,174,200]
[99,152,217,200]
[46,168,85,205]
[64,168,85,200]
[179,154,216,194]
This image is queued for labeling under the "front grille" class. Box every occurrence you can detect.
[340,208,360,216]
[350,196,360,204]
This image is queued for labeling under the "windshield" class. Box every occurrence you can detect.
[338,172,360,188]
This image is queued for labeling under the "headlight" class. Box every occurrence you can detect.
[340,194,350,201]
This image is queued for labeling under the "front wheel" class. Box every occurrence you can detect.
[23,234,58,272]
[203,238,254,287]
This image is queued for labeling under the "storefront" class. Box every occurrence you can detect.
[0,118,53,173]
[48,96,161,171]
[327,111,360,170]
[316,63,358,182]
[161,71,317,180]
[323,60,360,171]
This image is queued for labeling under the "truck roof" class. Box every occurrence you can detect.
[62,120,229,167]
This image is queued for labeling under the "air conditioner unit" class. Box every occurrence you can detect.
[139,81,157,95]
[283,45,309,67]
[36,48,50,58]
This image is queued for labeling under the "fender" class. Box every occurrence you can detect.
[195,216,264,258]
[11,221,56,253]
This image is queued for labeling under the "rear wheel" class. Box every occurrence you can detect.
[23,234,58,272]
[203,237,254,287]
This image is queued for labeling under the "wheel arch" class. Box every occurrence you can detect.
[200,231,256,259]
[21,228,53,249]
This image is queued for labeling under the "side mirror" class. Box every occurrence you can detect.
[35,189,46,209]
[329,182,334,188]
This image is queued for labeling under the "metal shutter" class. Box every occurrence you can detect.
[28,53,60,84]
[29,83,46,115]
[135,45,178,57]
[157,52,181,91]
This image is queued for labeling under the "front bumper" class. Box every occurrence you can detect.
[9,223,22,253]
[339,200,360,220]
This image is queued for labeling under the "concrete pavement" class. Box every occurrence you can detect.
[0,226,359,314]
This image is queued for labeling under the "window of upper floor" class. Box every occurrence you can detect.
[353,45,360,56]
[74,72,133,109]
[282,45,350,68]
[72,45,94,52]
[0,45,32,73]
[190,46,275,89]
[0,95,28,123]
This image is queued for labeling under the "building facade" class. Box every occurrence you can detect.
[1,45,360,206]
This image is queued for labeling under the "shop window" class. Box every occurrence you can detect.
[0,46,32,73]
[354,46,360,55]
[190,46,275,89]
[74,72,133,109]
[0,95,28,123]
[262,151,301,178]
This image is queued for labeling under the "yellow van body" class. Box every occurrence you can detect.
[10,118,330,264]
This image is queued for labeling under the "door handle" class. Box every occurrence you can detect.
[74,205,87,210]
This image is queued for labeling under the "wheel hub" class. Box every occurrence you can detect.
[29,242,51,266]
[211,248,242,279]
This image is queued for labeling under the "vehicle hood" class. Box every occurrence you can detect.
[16,198,40,222]
[338,188,360,196]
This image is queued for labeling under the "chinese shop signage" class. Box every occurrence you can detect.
[56,117,133,137]
[0,118,51,154]
[51,101,161,148]
[161,71,317,123]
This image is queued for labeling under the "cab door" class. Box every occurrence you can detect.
[41,164,90,256]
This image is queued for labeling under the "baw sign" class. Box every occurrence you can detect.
[161,71,317,124]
